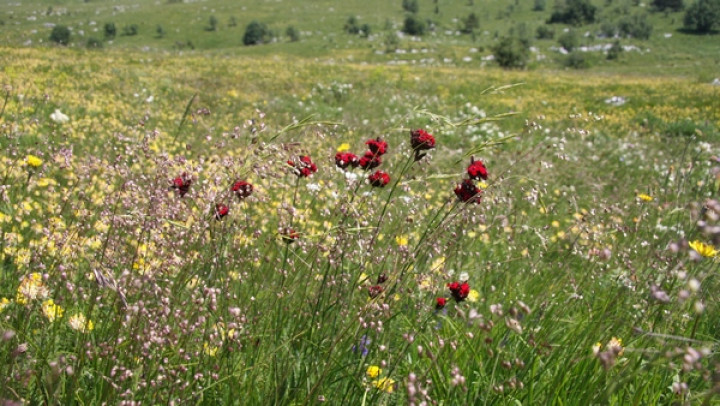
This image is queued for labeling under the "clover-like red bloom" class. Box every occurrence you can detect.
[358,151,382,170]
[368,285,384,298]
[467,157,488,180]
[454,179,482,203]
[171,173,192,197]
[281,228,300,243]
[335,152,359,170]
[288,155,318,178]
[411,129,436,151]
[368,170,390,187]
[377,273,388,284]
[231,180,254,199]
[436,297,447,309]
[215,203,229,220]
[447,281,470,302]
[365,137,388,156]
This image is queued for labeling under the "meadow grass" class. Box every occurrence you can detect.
[0,19,719,406]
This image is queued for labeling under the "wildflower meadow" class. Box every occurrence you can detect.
[1,36,719,405]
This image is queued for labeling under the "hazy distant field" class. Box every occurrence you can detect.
[1,0,719,404]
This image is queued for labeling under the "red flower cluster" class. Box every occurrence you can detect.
[171,173,192,197]
[358,151,382,170]
[288,155,318,178]
[335,152,359,169]
[467,157,488,180]
[366,137,388,156]
[232,180,254,199]
[454,179,482,203]
[410,129,436,161]
[215,203,229,220]
[447,281,470,302]
[436,297,447,309]
[454,156,487,204]
[369,170,390,188]
[368,285,384,299]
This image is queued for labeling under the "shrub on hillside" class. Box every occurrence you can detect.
[617,13,653,39]
[345,16,360,34]
[536,25,555,39]
[651,0,684,11]
[243,21,272,45]
[86,37,102,49]
[402,15,426,35]
[122,24,139,36]
[104,22,116,39]
[492,36,530,68]
[461,12,480,34]
[402,0,419,13]
[548,0,597,25]
[286,26,300,42]
[563,51,591,68]
[50,25,71,45]
[606,40,623,59]
[558,29,580,51]
[683,0,720,32]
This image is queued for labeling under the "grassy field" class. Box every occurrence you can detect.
[1,0,720,404]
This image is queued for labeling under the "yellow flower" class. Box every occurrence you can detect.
[372,377,396,393]
[337,143,351,152]
[591,341,602,356]
[42,299,65,322]
[26,155,43,168]
[203,342,219,357]
[689,240,718,258]
[0,297,10,312]
[637,193,653,202]
[16,273,49,305]
[607,337,624,356]
[366,365,382,379]
[68,314,94,333]
[467,289,480,303]
[395,235,409,246]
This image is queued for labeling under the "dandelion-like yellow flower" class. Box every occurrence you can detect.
[203,342,219,357]
[372,377,396,393]
[26,155,43,168]
[42,299,64,322]
[689,240,718,258]
[637,193,653,202]
[0,297,10,312]
[366,365,382,379]
[68,314,94,333]
[395,235,409,246]
[337,143,351,152]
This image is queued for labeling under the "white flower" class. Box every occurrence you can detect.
[50,109,69,124]
[306,183,321,192]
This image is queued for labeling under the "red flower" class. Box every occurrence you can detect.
[170,173,192,197]
[467,157,488,180]
[281,228,300,243]
[231,180,254,199]
[447,281,470,302]
[365,137,388,156]
[411,129,436,151]
[288,155,318,178]
[377,273,388,284]
[358,151,382,170]
[436,297,447,309]
[335,152,359,169]
[368,285,384,298]
[454,179,482,204]
[215,203,229,220]
[368,171,390,187]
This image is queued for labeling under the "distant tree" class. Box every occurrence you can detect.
[533,0,547,11]
[345,16,361,34]
[104,22,116,39]
[50,25,71,45]
[606,40,623,59]
[683,0,720,32]
[548,0,597,25]
[461,12,480,33]
[122,24,139,36]
[402,15,426,35]
[492,36,530,68]
[618,13,653,39]
[651,0,684,11]
[558,29,580,51]
[243,21,272,45]
[286,25,300,42]
[536,25,555,38]
[402,0,419,13]
[207,15,218,32]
